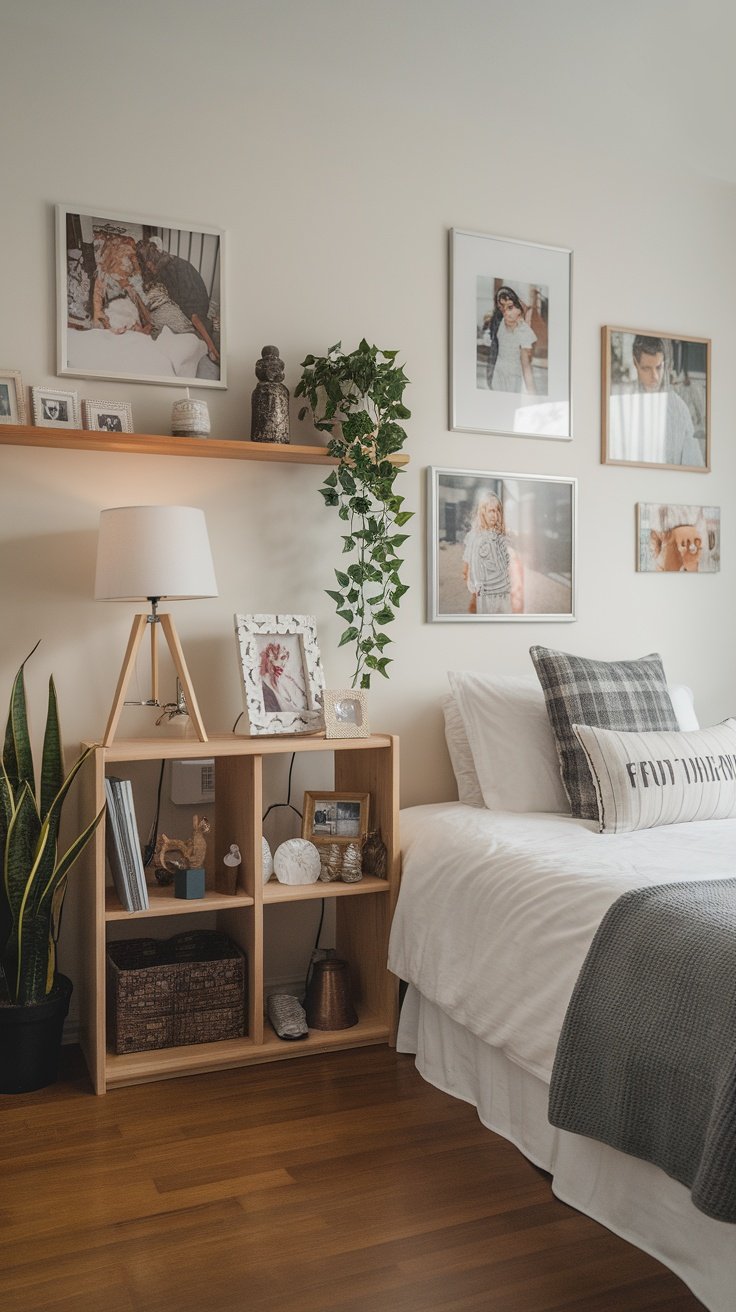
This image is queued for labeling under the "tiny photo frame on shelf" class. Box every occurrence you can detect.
[323,689,370,739]
[602,326,710,471]
[450,228,572,440]
[428,466,576,622]
[31,386,80,429]
[302,791,370,847]
[636,502,720,573]
[0,369,26,424]
[57,204,225,389]
[234,612,325,736]
[82,399,133,433]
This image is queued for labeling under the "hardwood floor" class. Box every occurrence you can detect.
[1,1046,703,1312]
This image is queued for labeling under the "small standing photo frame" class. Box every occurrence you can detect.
[234,613,325,736]
[0,369,26,424]
[82,399,134,433]
[302,792,370,848]
[31,386,80,429]
[323,689,370,739]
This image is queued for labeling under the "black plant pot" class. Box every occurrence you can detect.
[0,974,72,1094]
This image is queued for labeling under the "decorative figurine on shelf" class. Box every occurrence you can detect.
[153,814,210,887]
[267,993,308,1041]
[171,389,210,437]
[340,841,363,883]
[273,838,320,885]
[216,842,242,896]
[262,836,274,883]
[361,830,388,879]
[251,345,290,443]
[319,842,343,883]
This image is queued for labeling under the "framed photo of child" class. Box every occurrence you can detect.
[449,228,572,440]
[428,467,576,622]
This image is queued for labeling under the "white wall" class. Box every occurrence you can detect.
[2,1,735,1002]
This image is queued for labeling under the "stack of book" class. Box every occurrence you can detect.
[104,776,149,912]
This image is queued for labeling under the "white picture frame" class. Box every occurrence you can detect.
[0,369,26,425]
[57,203,226,389]
[428,466,577,622]
[450,228,572,440]
[322,689,370,739]
[234,613,325,736]
[31,386,80,429]
[82,399,134,433]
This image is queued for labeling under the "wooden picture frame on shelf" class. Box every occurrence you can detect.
[0,369,26,424]
[302,790,370,848]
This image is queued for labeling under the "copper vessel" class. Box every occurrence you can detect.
[305,957,358,1030]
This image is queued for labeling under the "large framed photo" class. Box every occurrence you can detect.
[57,204,225,389]
[302,791,370,847]
[637,503,720,573]
[602,327,710,470]
[428,467,576,622]
[234,613,325,736]
[450,228,572,440]
[0,369,26,424]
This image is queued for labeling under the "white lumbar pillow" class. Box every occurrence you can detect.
[274,838,321,884]
[446,672,699,815]
[572,718,736,834]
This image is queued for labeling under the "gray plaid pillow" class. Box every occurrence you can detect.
[529,647,679,819]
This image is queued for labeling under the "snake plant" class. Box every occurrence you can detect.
[0,645,103,1006]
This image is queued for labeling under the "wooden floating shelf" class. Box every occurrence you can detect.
[105,886,255,921]
[0,424,409,466]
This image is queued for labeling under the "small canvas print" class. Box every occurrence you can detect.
[57,205,224,388]
[637,503,720,573]
[255,633,308,713]
[311,800,362,838]
[429,467,575,621]
[476,277,548,396]
[603,328,710,470]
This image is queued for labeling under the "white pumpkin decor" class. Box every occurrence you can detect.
[262,836,274,884]
[273,838,321,885]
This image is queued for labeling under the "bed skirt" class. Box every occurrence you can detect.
[397,984,735,1312]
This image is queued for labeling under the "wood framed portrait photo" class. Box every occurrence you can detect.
[234,613,325,736]
[302,791,370,847]
[602,326,710,471]
[450,228,572,440]
[57,204,225,389]
[428,466,576,622]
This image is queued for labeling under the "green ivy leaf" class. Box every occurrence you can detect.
[335,570,350,588]
[342,536,355,553]
[339,627,359,647]
[337,608,354,623]
[394,511,413,526]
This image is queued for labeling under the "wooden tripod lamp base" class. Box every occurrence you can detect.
[102,611,208,747]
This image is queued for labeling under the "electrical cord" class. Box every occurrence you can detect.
[262,751,302,825]
[143,759,166,866]
[304,898,326,1001]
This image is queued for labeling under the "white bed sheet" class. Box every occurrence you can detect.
[388,802,736,1081]
[388,803,736,1312]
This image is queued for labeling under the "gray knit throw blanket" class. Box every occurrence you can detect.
[548,877,736,1222]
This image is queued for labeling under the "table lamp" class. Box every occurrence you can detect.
[95,505,218,746]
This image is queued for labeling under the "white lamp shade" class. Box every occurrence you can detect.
[95,505,218,601]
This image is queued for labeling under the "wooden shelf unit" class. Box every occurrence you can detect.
[77,732,400,1094]
[0,424,409,466]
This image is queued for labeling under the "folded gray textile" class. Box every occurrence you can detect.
[548,877,736,1222]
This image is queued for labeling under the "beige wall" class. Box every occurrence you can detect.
[2,1,735,1007]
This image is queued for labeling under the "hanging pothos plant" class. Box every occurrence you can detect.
[295,340,412,689]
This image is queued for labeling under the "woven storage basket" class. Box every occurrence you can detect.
[107,930,246,1054]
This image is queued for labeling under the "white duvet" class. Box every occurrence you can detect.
[388,803,736,1082]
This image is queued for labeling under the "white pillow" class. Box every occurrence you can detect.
[448,672,569,813]
[441,694,484,807]
[572,719,736,834]
[446,673,699,815]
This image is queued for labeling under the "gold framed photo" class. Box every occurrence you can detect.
[602,326,710,471]
[302,791,370,847]
[322,689,370,739]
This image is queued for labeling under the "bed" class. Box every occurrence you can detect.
[387,669,736,1312]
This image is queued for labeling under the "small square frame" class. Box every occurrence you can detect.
[323,689,370,739]
[234,612,325,736]
[82,399,134,433]
[0,369,26,424]
[31,386,80,429]
[302,791,370,847]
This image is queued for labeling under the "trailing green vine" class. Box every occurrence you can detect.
[295,340,412,689]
